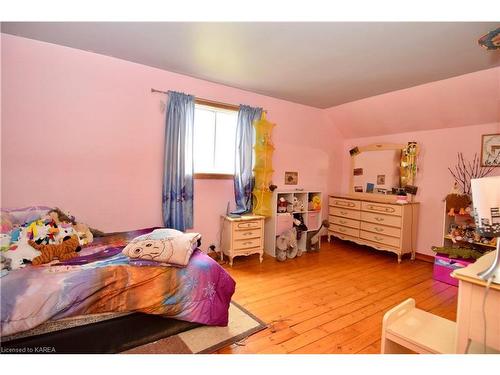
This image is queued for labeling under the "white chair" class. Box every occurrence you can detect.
[381,298,456,354]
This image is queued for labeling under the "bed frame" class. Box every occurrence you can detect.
[1,313,200,354]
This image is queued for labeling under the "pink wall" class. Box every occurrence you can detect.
[1,34,337,250]
[328,67,500,257]
[2,33,499,258]
[339,123,500,256]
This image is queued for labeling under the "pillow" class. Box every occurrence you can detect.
[1,206,52,226]
[122,229,201,267]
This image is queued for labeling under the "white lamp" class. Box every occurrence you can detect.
[471,176,500,284]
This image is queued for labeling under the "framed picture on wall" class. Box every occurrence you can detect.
[284,171,298,185]
[481,134,500,167]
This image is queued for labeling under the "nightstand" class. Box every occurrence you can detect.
[220,215,265,266]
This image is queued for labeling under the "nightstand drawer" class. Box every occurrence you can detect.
[233,228,262,240]
[233,246,262,256]
[361,201,402,216]
[329,206,361,220]
[329,197,361,210]
[360,230,400,248]
[235,220,262,230]
[233,237,261,250]
[329,215,360,229]
[330,224,359,237]
[361,211,401,228]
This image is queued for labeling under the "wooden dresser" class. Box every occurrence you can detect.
[328,195,419,262]
[220,215,265,266]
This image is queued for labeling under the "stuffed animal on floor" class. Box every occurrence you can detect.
[276,227,298,261]
[27,235,81,266]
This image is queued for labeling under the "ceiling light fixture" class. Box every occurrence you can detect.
[478,27,500,50]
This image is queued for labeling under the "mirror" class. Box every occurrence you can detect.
[349,143,418,198]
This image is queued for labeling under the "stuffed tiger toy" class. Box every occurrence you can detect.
[28,235,81,265]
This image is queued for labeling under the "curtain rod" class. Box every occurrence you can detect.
[151,88,267,113]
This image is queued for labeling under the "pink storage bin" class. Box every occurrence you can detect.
[433,254,474,286]
[276,214,293,235]
[307,211,319,231]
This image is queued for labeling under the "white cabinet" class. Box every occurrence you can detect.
[264,190,323,257]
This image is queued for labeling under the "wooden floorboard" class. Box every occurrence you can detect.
[216,238,458,354]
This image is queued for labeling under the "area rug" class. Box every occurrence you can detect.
[123,302,266,354]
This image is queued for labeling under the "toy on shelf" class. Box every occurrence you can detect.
[277,197,288,213]
[252,113,275,217]
[310,196,321,211]
[292,197,304,212]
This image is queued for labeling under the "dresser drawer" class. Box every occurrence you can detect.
[329,206,361,220]
[329,231,359,243]
[329,197,361,210]
[233,237,261,250]
[235,220,262,230]
[361,211,401,228]
[330,224,359,237]
[360,230,400,248]
[330,215,360,229]
[361,201,402,216]
[361,221,401,238]
[233,228,262,240]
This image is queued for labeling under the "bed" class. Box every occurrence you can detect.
[0,227,236,352]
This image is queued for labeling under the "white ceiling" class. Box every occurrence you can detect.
[2,22,499,108]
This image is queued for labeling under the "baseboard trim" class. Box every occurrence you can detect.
[415,253,435,263]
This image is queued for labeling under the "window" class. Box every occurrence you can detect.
[193,104,238,178]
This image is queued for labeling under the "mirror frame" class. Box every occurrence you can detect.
[349,143,418,203]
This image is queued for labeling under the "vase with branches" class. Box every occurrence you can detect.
[448,152,497,195]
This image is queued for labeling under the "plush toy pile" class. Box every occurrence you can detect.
[1,206,97,271]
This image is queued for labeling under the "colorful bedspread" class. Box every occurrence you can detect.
[0,228,236,337]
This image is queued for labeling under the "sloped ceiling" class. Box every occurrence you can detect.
[325,67,500,138]
[1,22,499,109]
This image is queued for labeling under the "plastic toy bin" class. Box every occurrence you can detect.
[276,214,293,235]
[307,211,320,231]
[433,254,474,286]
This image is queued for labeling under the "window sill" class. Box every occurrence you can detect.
[194,173,234,180]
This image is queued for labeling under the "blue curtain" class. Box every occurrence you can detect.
[163,91,195,231]
[233,105,263,214]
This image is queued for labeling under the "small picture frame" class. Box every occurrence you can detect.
[349,147,360,156]
[284,171,298,185]
[354,186,363,193]
[366,183,375,193]
[377,174,386,185]
[353,168,363,176]
[481,133,500,167]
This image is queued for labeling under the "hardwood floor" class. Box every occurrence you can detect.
[215,238,458,354]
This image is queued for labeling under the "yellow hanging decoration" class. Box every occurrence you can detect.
[252,112,275,217]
